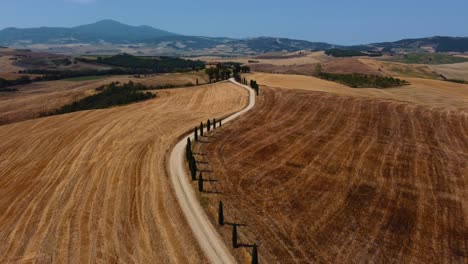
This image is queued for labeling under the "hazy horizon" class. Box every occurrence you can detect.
[1,0,468,45]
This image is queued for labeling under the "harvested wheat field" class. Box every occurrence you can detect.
[195,86,468,263]
[193,51,330,66]
[359,59,440,79]
[429,62,468,81]
[0,72,208,126]
[246,72,468,109]
[0,82,248,263]
[0,55,23,73]
[321,58,385,76]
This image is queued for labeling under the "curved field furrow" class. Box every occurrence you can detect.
[196,87,468,263]
[0,82,248,263]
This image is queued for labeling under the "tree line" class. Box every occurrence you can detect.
[237,76,260,96]
[0,76,32,92]
[77,54,206,72]
[206,63,250,83]
[186,117,259,263]
[318,72,409,88]
[325,48,383,57]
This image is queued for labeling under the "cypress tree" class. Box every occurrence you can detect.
[194,127,198,141]
[200,122,204,137]
[186,137,192,160]
[196,78,199,86]
[251,243,258,264]
[190,156,196,181]
[213,118,216,129]
[219,119,222,127]
[207,119,211,131]
[232,224,238,248]
[198,172,203,192]
[218,201,224,226]
[188,151,192,171]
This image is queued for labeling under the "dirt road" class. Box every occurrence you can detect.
[168,79,255,264]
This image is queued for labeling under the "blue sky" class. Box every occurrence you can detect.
[1,0,467,45]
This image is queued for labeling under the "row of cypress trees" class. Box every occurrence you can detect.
[187,118,258,263]
[239,77,260,96]
[250,80,260,96]
[195,118,222,141]
[218,201,258,263]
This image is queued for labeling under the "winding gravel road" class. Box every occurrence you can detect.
[168,79,255,264]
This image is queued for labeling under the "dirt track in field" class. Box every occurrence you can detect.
[196,86,468,263]
[0,82,248,263]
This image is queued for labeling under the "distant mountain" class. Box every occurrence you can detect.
[0,19,177,44]
[1,20,467,55]
[226,37,339,52]
[367,36,468,53]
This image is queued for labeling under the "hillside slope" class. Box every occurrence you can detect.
[196,87,468,263]
[0,82,248,263]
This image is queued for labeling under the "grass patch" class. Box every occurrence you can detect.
[63,75,107,82]
[386,53,468,65]
[43,81,156,116]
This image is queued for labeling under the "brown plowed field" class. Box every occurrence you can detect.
[0,82,248,263]
[196,87,468,263]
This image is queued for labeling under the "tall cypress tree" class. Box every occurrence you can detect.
[207,119,211,131]
[252,243,258,264]
[194,127,198,141]
[219,119,222,127]
[218,201,224,226]
[200,122,204,137]
[186,138,192,161]
[232,224,238,248]
[213,118,216,129]
[198,172,203,192]
[188,151,193,171]
[187,137,191,149]
[190,156,196,181]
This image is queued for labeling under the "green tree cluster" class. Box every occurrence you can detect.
[43,81,156,116]
[318,72,409,88]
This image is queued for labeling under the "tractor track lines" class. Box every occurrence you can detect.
[197,86,468,263]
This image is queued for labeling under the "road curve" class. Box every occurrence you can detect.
[167,79,255,264]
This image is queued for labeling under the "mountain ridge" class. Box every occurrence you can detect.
[1,20,467,54]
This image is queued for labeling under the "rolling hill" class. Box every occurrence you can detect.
[1,20,467,55]
[0,20,177,44]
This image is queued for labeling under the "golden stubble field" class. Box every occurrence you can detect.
[195,86,468,263]
[0,82,248,263]
[192,51,329,66]
[246,72,468,109]
[0,72,209,126]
